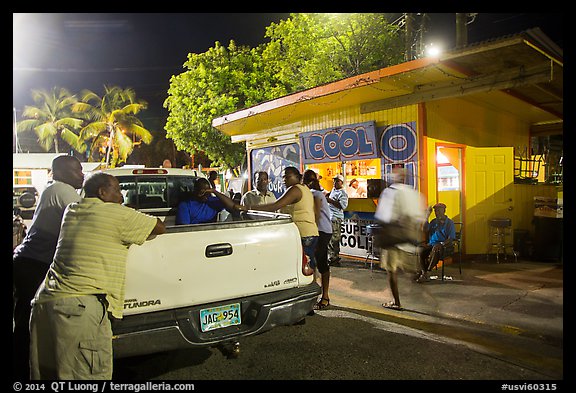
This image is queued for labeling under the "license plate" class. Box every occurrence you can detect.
[200,303,241,332]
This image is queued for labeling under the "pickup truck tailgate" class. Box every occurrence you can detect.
[122,218,310,316]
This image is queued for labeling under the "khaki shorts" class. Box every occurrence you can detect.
[380,247,419,273]
[30,294,113,380]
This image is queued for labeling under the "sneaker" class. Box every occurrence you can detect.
[329,258,341,267]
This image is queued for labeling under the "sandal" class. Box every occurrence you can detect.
[314,298,330,310]
[382,302,403,311]
[416,273,430,283]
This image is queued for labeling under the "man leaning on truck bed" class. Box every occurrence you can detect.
[29,172,165,380]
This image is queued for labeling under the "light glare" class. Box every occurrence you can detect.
[425,43,442,58]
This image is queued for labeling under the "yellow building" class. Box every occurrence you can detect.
[213,29,563,260]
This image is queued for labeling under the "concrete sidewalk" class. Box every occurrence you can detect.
[327,256,563,343]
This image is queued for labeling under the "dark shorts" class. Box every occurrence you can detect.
[302,236,319,270]
[315,231,332,274]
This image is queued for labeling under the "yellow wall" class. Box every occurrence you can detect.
[298,105,418,135]
[425,97,531,150]
[423,98,551,256]
[438,190,462,221]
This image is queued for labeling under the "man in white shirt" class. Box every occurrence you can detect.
[374,165,426,310]
[241,171,277,207]
[326,174,349,266]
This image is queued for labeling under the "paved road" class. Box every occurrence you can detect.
[114,298,562,381]
[114,259,563,382]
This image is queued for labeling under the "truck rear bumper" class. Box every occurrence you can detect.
[112,283,321,358]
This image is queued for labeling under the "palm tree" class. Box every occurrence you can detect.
[73,85,153,167]
[16,87,85,154]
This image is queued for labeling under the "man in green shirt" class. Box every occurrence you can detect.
[29,172,165,380]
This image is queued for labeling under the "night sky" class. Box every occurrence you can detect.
[13,13,290,120]
[13,13,563,128]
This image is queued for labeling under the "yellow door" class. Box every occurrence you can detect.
[464,147,514,255]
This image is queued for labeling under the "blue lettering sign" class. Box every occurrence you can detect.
[379,122,417,162]
[325,131,340,159]
[308,134,324,160]
[300,121,378,164]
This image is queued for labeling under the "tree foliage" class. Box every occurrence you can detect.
[165,13,404,169]
[17,87,85,154]
[263,13,404,91]
[164,41,285,169]
[73,85,152,167]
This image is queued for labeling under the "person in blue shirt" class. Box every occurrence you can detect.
[176,178,240,225]
[416,202,456,283]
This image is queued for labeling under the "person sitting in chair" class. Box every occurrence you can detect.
[416,202,456,283]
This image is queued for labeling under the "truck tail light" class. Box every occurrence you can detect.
[132,169,168,175]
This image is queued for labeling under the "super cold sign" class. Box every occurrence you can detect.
[300,121,378,164]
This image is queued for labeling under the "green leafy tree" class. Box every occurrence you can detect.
[165,13,405,168]
[164,41,283,169]
[263,13,404,91]
[16,87,85,153]
[73,85,152,167]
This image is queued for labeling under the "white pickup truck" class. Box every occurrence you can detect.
[103,168,321,358]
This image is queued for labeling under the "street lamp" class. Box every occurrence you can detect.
[424,42,443,58]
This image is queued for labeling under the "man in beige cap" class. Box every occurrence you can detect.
[326,174,348,266]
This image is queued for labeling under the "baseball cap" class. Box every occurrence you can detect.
[333,174,344,182]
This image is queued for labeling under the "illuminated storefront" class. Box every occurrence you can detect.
[213,32,562,259]
[246,120,420,258]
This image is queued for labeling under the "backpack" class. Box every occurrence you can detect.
[373,186,424,249]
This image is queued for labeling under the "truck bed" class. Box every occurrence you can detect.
[122,216,312,316]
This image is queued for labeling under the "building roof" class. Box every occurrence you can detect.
[212,28,562,142]
[13,153,66,169]
[13,153,102,172]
